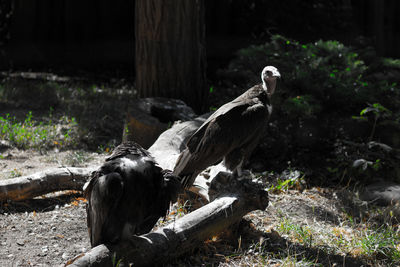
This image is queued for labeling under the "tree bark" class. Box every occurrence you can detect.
[135,0,207,113]
[66,184,268,267]
[0,167,97,202]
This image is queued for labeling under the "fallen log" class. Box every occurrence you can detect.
[66,113,269,266]
[0,104,207,203]
[66,177,269,267]
[0,108,269,266]
[148,114,208,170]
[0,167,97,202]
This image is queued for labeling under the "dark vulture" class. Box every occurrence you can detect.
[84,141,181,247]
[173,66,281,189]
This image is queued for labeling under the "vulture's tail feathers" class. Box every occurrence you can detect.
[173,149,198,189]
[181,174,197,189]
[87,172,124,247]
[173,149,190,177]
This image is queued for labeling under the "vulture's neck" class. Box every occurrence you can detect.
[262,79,277,98]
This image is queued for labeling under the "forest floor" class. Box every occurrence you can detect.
[0,149,104,266]
[0,146,396,266]
[1,72,399,266]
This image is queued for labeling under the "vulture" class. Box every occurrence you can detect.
[173,66,281,189]
[84,141,181,247]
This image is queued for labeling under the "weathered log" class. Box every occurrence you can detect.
[65,112,269,266]
[0,99,198,203]
[124,97,197,148]
[0,110,268,266]
[66,177,269,267]
[148,114,208,170]
[0,167,97,202]
[0,110,207,203]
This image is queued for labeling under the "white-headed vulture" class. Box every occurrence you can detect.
[173,66,281,189]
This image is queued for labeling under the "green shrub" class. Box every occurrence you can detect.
[228,35,399,118]
[283,95,321,118]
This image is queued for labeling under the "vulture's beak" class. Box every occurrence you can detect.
[273,70,281,79]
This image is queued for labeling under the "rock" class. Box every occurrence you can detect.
[124,97,197,148]
[132,97,197,122]
[0,140,12,152]
[360,182,400,205]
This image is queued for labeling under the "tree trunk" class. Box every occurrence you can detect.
[135,0,207,113]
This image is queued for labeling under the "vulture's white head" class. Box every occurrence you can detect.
[261,66,281,97]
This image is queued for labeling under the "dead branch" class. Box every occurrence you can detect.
[66,177,268,267]
[65,111,269,266]
[0,102,206,203]
[0,167,97,202]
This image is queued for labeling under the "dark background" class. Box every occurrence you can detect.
[1,0,399,76]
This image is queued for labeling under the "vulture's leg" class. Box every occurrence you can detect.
[233,159,244,178]
[225,155,253,180]
[223,149,242,173]
[224,150,252,180]
[232,159,253,180]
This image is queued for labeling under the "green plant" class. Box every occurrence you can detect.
[268,170,304,193]
[9,168,23,178]
[177,199,192,217]
[0,111,78,149]
[357,225,400,262]
[278,217,313,247]
[283,95,321,118]
[96,142,116,154]
[111,252,123,267]
[353,103,392,141]
[279,256,321,267]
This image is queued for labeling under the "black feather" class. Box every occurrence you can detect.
[173,81,275,189]
[85,141,181,247]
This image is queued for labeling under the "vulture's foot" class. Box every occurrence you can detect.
[234,169,254,181]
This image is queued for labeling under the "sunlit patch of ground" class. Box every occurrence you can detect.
[1,145,400,266]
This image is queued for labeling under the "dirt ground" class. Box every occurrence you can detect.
[0,148,105,266]
[0,146,369,266]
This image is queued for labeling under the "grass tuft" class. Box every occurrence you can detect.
[0,111,78,150]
